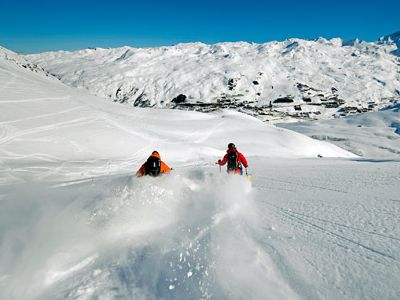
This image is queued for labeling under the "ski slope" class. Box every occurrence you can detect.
[1,47,400,300]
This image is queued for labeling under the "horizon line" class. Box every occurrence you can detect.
[3,29,399,55]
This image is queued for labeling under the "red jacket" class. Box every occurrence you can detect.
[218,148,248,172]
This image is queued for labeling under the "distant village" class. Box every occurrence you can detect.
[167,81,398,123]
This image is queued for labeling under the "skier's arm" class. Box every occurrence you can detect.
[218,154,228,166]
[160,161,172,173]
[136,164,146,177]
[238,152,248,168]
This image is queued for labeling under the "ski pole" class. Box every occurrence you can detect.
[216,160,221,173]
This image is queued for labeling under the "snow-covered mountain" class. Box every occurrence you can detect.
[379,31,400,56]
[0,46,51,77]
[1,46,400,300]
[27,36,400,122]
[0,45,352,168]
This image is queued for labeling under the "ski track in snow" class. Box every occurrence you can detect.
[0,116,98,146]
[0,96,71,104]
[1,160,399,300]
[0,72,17,92]
[0,106,84,125]
[252,160,400,300]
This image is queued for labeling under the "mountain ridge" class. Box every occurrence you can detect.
[19,34,400,122]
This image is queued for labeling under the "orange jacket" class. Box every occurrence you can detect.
[136,152,172,177]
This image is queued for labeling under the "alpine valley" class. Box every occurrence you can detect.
[0,32,399,300]
[27,32,400,123]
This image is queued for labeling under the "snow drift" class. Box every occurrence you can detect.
[0,170,301,300]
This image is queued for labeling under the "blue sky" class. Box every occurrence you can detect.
[0,0,399,53]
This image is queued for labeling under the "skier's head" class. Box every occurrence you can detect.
[151,151,160,159]
[228,143,236,150]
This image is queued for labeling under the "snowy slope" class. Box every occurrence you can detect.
[1,47,400,300]
[0,46,354,170]
[2,159,399,300]
[26,37,400,122]
[0,45,50,77]
[278,104,400,158]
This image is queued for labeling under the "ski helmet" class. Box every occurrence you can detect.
[228,143,235,149]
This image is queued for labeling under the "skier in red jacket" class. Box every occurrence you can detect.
[217,143,248,175]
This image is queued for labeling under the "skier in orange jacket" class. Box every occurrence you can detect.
[136,151,172,177]
[217,143,248,175]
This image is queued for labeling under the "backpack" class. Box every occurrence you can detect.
[227,151,240,171]
[144,156,161,176]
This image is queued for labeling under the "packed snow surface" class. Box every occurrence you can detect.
[1,47,400,300]
[2,159,399,300]
[27,37,400,113]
